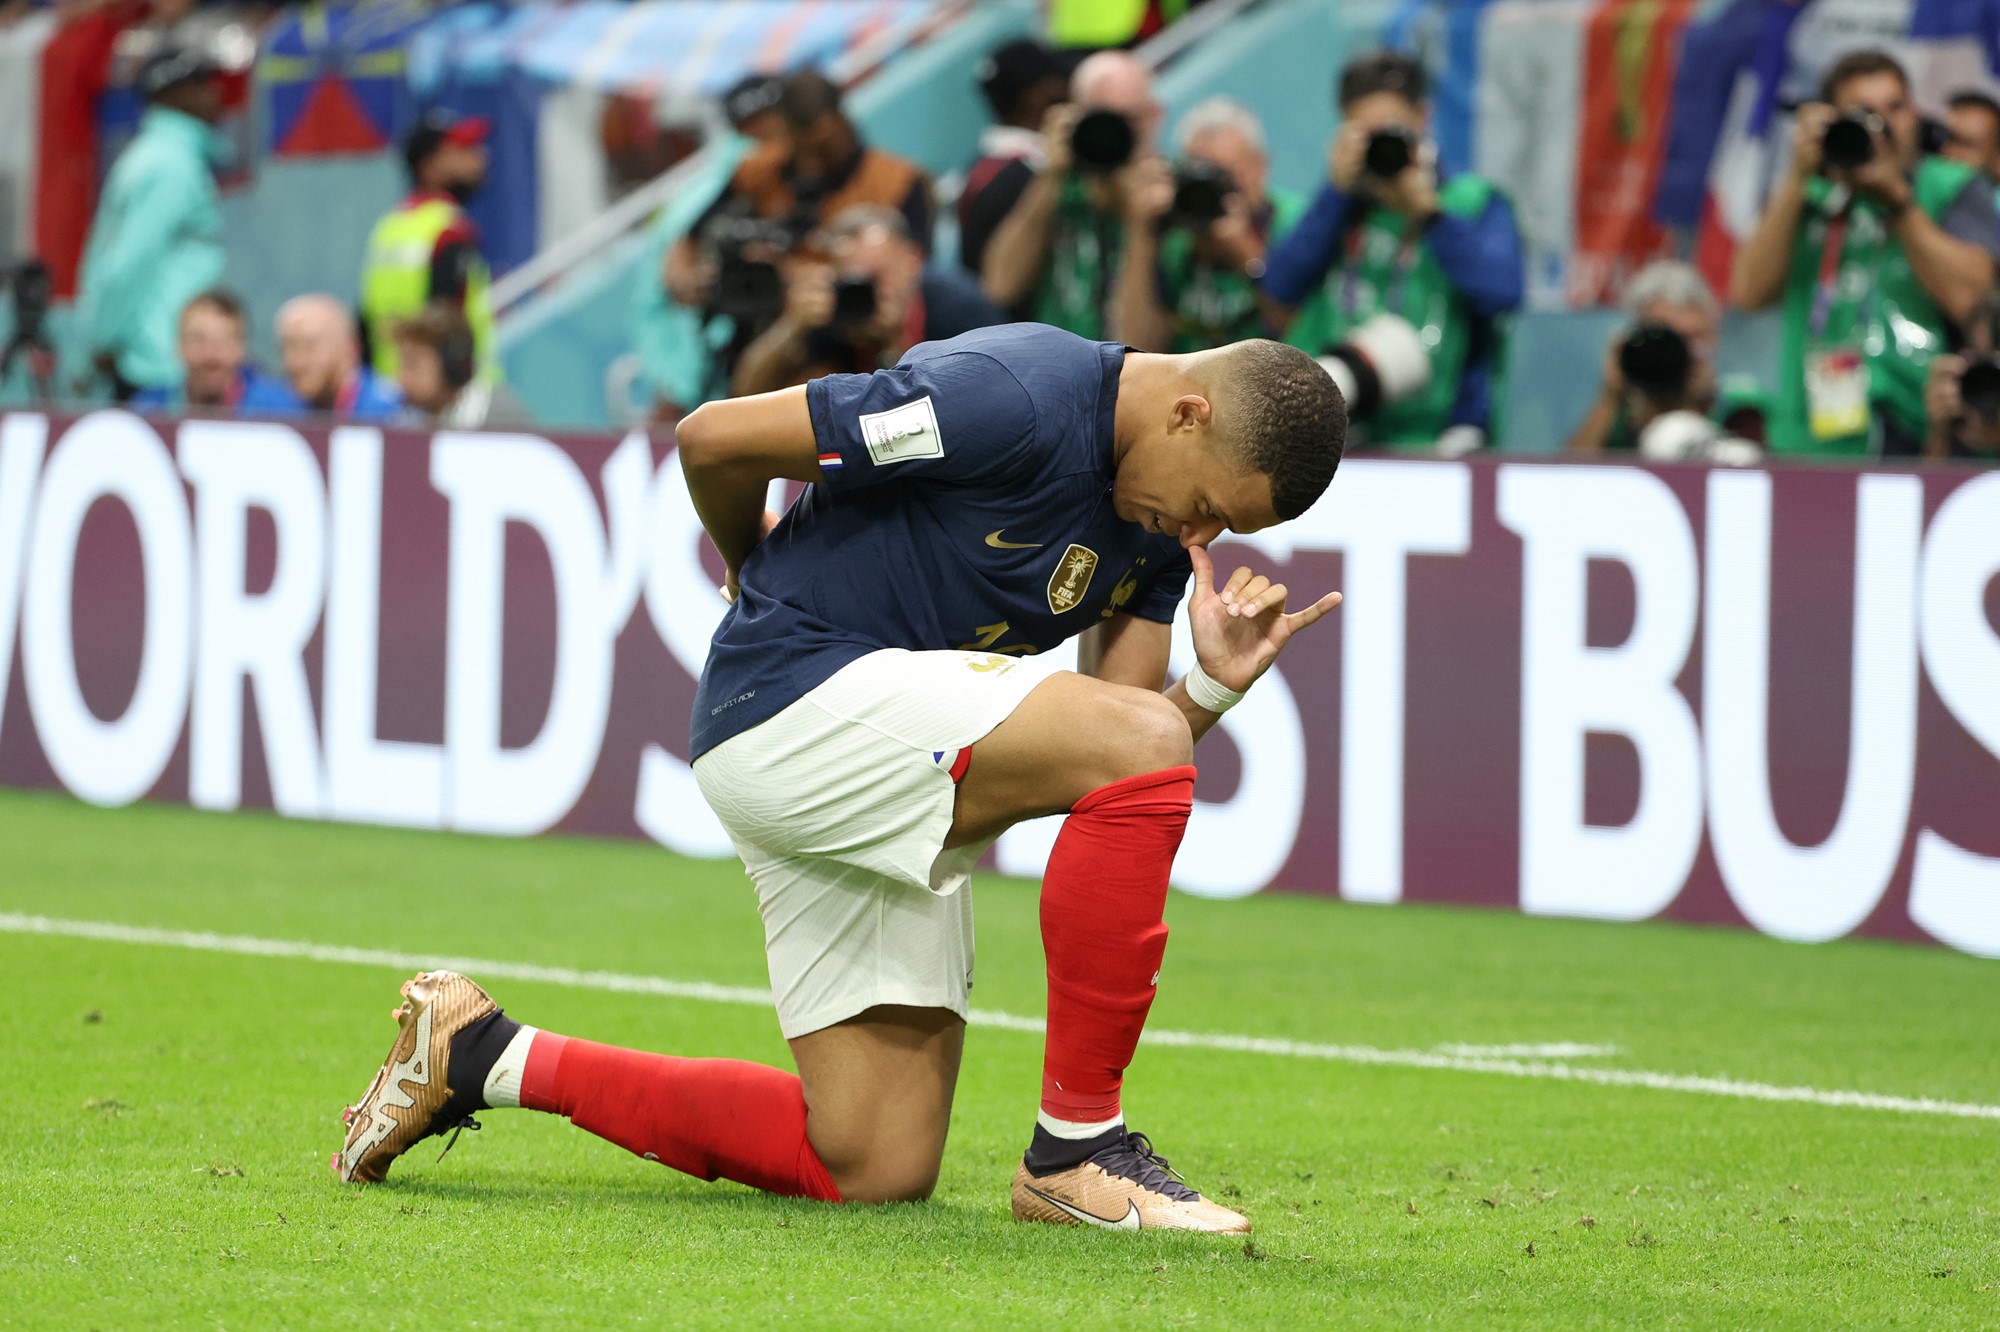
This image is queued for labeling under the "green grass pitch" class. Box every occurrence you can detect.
[2,789,1996,1329]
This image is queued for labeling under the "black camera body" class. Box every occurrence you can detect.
[831,275,878,328]
[1164,158,1235,231]
[1822,108,1888,171]
[701,209,809,327]
[1071,108,1137,174]
[1363,126,1418,180]
[9,260,50,341]
[1619,322,1694,401]
[1958,358,2000,418]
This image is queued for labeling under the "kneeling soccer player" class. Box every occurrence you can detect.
[336,323,1345,1232]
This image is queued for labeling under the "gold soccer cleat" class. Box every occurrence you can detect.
[1011,1130,1251,1233]
[333,971,498,1184]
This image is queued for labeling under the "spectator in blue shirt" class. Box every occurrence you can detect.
[129,289,302,417]
[275,293,403,422]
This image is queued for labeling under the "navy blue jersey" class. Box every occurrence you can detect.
[690,323,1193,758]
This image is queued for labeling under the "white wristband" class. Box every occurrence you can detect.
[1184,659,1246,713]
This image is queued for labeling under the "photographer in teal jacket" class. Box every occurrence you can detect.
[79,48,229,399]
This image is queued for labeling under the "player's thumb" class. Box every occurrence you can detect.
[1188,543,1213,590]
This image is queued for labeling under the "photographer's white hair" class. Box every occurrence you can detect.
[1175,96,1266,158]
[1622,260,1718,316]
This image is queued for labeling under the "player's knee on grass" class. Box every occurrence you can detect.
[824,1144,945,1205]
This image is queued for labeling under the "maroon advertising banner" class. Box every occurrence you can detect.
[1,410,1996,956]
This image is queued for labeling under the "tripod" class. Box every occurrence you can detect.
[1,260,57,405]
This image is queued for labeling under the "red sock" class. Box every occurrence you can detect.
[1039,765,1196,1125]
[518,1032,841,1201]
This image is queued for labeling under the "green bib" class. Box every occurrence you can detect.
[1283,175,1497,446]
[361,198,498,383]
[1769,156,1973,456]
[1155,189,1304,352]
[1032,177,1124,340]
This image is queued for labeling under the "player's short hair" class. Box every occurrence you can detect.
[1821,49,1907,103]
[1217,340,1345,521]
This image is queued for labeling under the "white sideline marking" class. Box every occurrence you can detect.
[8,912,1999,1122]
[1435,1042,1619,1059]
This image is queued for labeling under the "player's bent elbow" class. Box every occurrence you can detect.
[674,403,723,470]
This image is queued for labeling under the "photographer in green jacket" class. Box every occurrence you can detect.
[1730,49,2000,456]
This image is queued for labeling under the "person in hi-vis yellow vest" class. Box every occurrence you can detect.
[1046,0,1186,49]
[360,110,499,383]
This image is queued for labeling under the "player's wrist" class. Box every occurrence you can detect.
[1184,659,1247,713]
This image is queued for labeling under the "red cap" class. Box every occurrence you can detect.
[442,115,490,148]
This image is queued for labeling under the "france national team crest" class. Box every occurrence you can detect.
[1047,543,1099,613]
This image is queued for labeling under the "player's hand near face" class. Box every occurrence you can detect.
[1184,544,1341,694]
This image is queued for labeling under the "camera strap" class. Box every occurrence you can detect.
[1808,209,1849,340]
[1338,209,1423,319]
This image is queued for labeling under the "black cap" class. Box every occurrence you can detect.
[722,74,785,130]
[136,46,219,100]
[402,108,491,177]
[976,37,1059,120]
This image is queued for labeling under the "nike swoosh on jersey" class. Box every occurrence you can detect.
[1026,1185,1143,1231]
[984,530,1043,550]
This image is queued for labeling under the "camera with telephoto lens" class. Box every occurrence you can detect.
[1822,108,1888,171]
[1314,312,1433,426]
[830,275,877,329]
[1957,357,2000,418]
[1618,321,1694,401]
[1070,108,1136,174]
[700,208,810,327]
[1363,126,1418,180]
[1162,158,1235,231]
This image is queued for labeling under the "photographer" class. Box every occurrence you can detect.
[1924,293,2000,460]
[1110,97,1298,352]
[958,37,1068,279]
[78,47,227,400]
[730,204,1004,398]
[665,72,933,321]
[979,49,1165,336]
[1730,50,2000,455]
[1942,91,2000,193]
[1263,52,1524,448]
[1565,261,1746,457]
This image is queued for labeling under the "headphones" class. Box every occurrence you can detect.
[436,320,476,391]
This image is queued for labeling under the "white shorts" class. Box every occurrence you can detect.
[691,649,1047,1039]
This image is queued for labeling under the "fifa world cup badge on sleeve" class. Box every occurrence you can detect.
[858,396,945,465]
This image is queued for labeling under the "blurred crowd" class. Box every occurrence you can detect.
[22,14,2000,464]
[650,37,2000,464]
[26,40,526,430]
